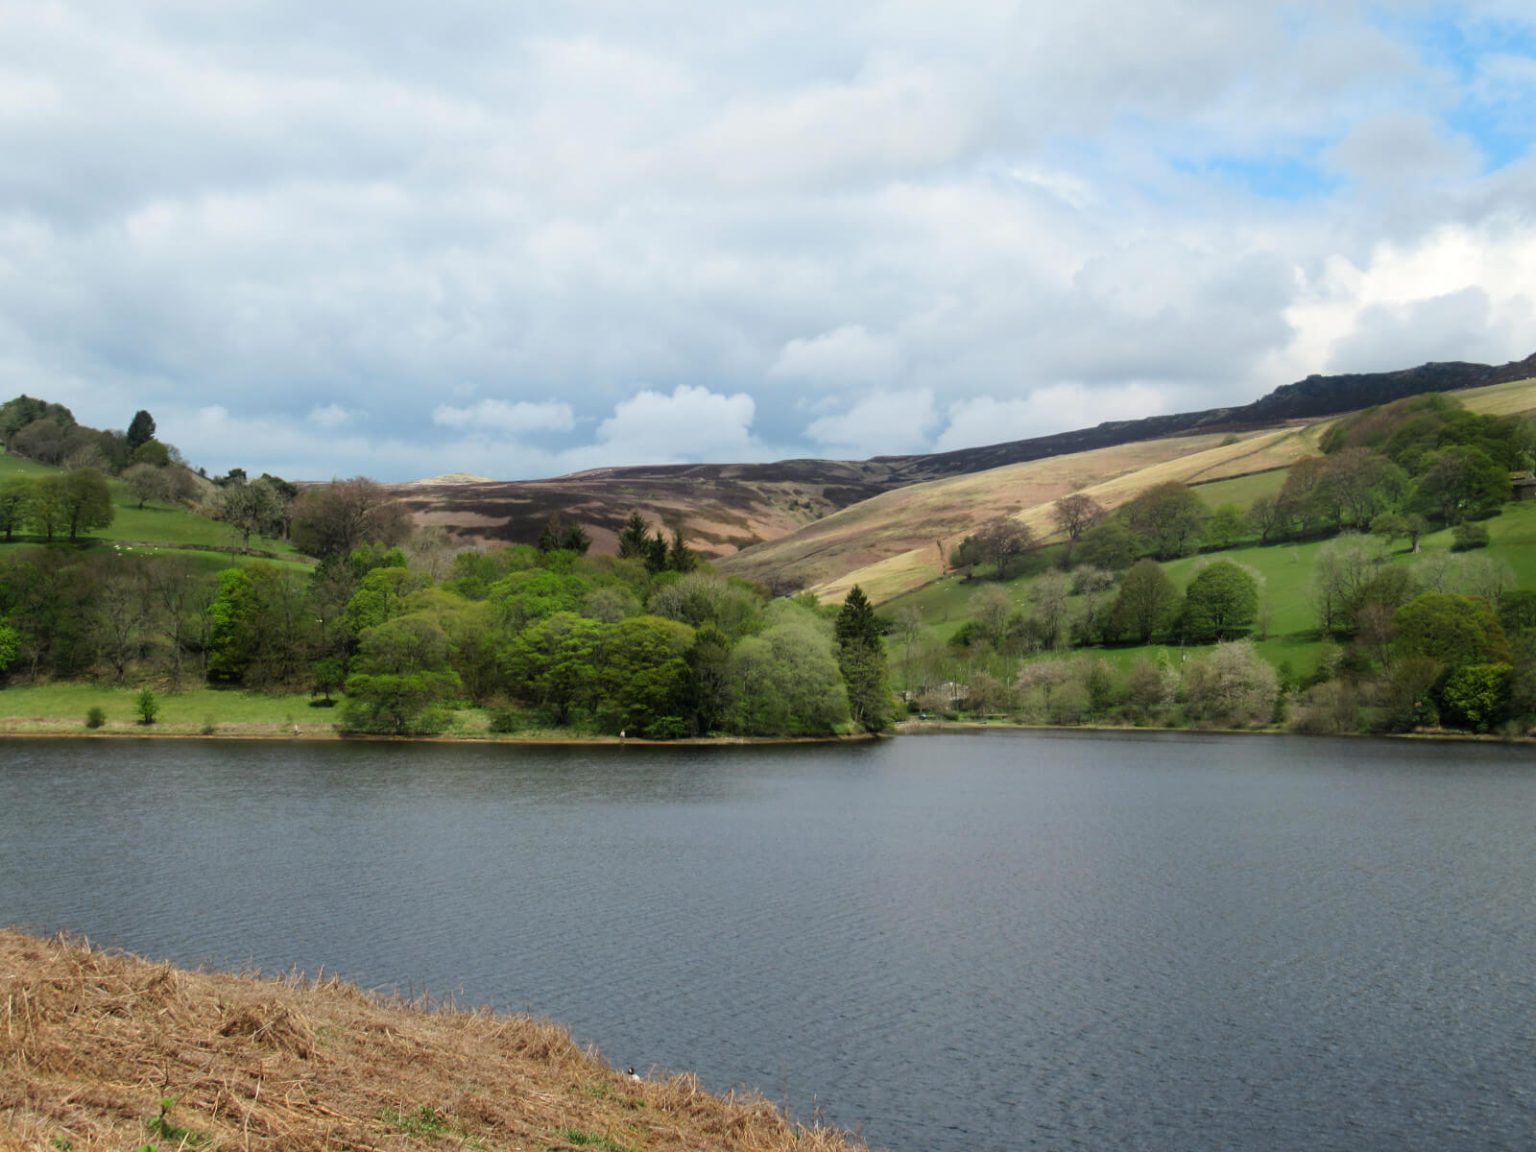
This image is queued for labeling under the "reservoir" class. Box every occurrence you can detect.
[2,732,1533,1151]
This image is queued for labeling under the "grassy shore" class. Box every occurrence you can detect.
[0,684,874,744]
[0,930,862,1152]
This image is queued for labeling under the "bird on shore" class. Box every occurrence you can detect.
[626,1067,641,1082]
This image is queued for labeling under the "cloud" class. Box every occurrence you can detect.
[0,2,1533,482]
[936,385,1167,452]
[432,398,576,435]
[770,325,901,385]
[806,389,938,457]
[308,403,355,428]
[567,385,761,468]
[1322,113,1483,187]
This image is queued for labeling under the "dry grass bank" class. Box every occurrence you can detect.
[0,931,864,1152]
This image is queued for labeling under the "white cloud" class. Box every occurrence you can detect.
[432,398,575,435]
[0,2,1533,481]
[770,325,902,385]
[936,385,1166,452]
[806,389,938,457]
[567,385,760,468]
[308,403,355,428]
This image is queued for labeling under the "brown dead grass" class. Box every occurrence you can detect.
[0,930,864,1152]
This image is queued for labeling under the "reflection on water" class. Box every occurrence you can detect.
[2,733,1533,1151]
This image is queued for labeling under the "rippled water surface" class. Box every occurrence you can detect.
[3,732,1534,1151]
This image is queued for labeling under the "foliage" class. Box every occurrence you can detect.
[341,670,460,735]
[1121,482,1207,559]
[1451,522,1490,551]
[1108,559,1180,643]
[135,687,159,725]
[1438,663,1513,733]
[1394,592,1510,668]
[835,585,891,731]
[126,410,157,452]
[290,477,410,560]
[1180,560,1259,642]
[1180,642,1278,728]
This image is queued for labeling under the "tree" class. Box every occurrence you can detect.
[835,585,890,732]
[215,477,286,550]
[973,517,1034,580]
[1052,493,1103,560]
[126,409,156,451]
[617,513,653,560]
[595,615,695,736]
[1204,503,1247,549]
[1028,569,1071,651]
[1439,663,1513,732]
[537,512,592,555]
[122,463,165,509]
[1122,483,1207,558]
[0,477,32,541]
[341,670,460,734]
[1108,559,1180,643]
[291,477,411,560]
[1395,592,1510,668]
[1312,534,1386,634]
[1370,511,1427,553]
[1181,560,1259,642]
[59,469,114,539]
[1411,446,1508,525]
[1244,494,1290,544]
[1076,519,1139,570]
[1181,641,1278,728]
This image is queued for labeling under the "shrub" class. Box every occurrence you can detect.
[85,706,106,730]
[1451,522,1490,551]
[1181,642,1278,728]
[135,688,159,726]
[1439,663,1513,732]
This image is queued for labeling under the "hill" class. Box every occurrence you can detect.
[396,352,1536,561]
[0,450,303,569]
[718,373,1536,603]
[0,929,860,1152]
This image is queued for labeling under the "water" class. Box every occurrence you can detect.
[2,732,1533,1151]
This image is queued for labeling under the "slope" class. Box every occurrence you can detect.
[723,374,1536,604]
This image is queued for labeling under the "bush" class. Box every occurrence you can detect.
[1181,642,1278,729]
[135,688,159,726]
[85,706,106,730]
[487,707,526,734]
[1451,522,1490,551]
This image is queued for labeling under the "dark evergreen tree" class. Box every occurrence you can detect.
[617,513,652,560]
[834,585,890,732]
[126,409,156,451]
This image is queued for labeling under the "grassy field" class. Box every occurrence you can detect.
[0,449,304,562]
[886,500,1536,683]
[1190,468,1288,510]
[0,684,331,736]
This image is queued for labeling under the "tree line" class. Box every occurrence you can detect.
[0,490,891,739]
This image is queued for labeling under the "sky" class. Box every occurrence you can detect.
[1,1,1535,481]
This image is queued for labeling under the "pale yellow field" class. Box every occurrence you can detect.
[1456,376,1536,417]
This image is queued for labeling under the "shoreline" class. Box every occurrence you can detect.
[0,716,1527,746]
[0,929,865,1152]
[894,718,1536,745]
[0,721,882,746]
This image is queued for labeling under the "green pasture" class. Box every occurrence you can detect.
[883,500,1536,683]
[1190,468,1287,510]
[0,451,304,562]
[0,683,324,734]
